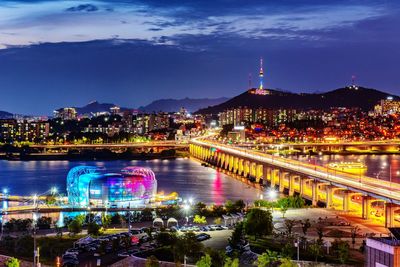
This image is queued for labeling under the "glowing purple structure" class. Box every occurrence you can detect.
[67,166,157,207]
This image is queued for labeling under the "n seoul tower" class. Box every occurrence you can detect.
[259,57,264,90]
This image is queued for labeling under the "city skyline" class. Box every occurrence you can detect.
[0,0,400,114]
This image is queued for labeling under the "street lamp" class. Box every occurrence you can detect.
[32,194,39,267]
[51,187,58,195]
[267,188,277,200]
[183,204,190,225]
[381,162,398,188]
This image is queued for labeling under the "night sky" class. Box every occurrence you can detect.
[0,0,399,114]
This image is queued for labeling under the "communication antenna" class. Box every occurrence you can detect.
[248,73,252,89]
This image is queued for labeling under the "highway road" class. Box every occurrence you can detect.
[191,138,400,204]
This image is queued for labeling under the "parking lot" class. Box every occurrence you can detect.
[60,224,233,266]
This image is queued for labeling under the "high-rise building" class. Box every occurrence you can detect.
[54,107,77,120]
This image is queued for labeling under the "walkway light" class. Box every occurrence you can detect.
[2,188,8,195]
[267,188,277,200]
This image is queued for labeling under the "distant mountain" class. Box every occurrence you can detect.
[56,101,132,116]
[0,110,13,119]
[196,86,397,114]
[139,97,229,113]
[74,101,131,115]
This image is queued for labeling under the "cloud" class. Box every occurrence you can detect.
[0,0,397,51]
[65,4,99,12]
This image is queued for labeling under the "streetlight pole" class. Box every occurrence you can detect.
[32,194,39,267]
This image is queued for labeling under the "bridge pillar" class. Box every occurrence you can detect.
[362,196,373,220]
[233,157,239,174]
[244,161,250,178]
[250,162,257,181]
[299,178,311,197]
[279,171,287,193]
[289,175,298,196]
[271,169,278,188]
[229,156,234,172]
[384,203,397,228]
[256,164,263,184]
[326,185,334,209]
[312,180,319,206]
[263,165,269,185]
[342,190,352,212]
[238,159,244,176]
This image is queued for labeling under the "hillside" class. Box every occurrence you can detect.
[0,110,13,119]
[139,97,229,113]
[195,86,396,114]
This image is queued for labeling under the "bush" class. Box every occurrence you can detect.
[4,257,19,267]
[68,219,82,235]
[37,216,52,230]
[145,255,160,267]
[87,222,101,235]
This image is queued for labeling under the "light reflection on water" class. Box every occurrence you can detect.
[0,159,262,204]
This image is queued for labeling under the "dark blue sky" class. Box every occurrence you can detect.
[0,0,399,114]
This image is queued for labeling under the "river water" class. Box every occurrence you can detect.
[0,158,262,204]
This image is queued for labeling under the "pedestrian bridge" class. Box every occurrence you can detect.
[190,138,400,228]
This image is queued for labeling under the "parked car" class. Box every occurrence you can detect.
[196,233,211,241]
[117,252,130,257]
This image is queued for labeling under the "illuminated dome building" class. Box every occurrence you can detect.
[67,166,157,208]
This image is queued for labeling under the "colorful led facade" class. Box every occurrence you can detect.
[66,166,157,207]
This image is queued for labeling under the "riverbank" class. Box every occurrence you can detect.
[0,150,189,161]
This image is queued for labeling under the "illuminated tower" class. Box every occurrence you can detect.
[259,58,264,89]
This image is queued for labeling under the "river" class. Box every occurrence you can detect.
[0,158,262,204]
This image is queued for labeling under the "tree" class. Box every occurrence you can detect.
[145,255,160,267]
[283,219,296,237]
[234,199,245,212]
[156,232,177,247]
[309,242,322,262]
[193,215,207,224]
[87,222,101,235]
[255,250,280,267]
[316,225,324,243]
[101,214,112,229]
[351,226,359,248]
[194,202,207,216]
[301,219,311,236]
[277,198,290,218]
[229,222,244,249]
[224,258,239,267]
[281,243,295,259]
[288,195,305,208]
[196,254,212,267]
[214,218,222,225]
[68,219,82,235]
[244,208,273,240]
[173,232,204,263]
[279,258,297,267]
[4,258,19,267]
[333,240,350,264]
[225,200,236,214]
[37,216,52,230]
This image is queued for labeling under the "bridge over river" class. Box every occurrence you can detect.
[190,138,400,228]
